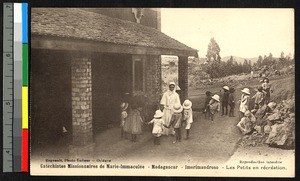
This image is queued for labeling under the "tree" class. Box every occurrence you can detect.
[206,38,221,62]
[203,38,223,79]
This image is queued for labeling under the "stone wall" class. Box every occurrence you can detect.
[145,55,162,104]
[178,56,189,101]
[71,55,93,153]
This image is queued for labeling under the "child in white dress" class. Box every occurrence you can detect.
[183,99,193,139]
[148,110,164,145]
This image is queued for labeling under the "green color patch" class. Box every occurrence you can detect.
[22,44,28,86]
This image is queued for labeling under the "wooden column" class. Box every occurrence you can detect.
[69,55,94,156]
[178,56,188,102]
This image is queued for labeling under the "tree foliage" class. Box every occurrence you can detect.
[203,38,253,78]
[203,38,294,79]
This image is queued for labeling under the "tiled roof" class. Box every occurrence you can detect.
[31,8,197,53]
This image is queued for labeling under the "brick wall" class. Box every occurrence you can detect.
[71,56,93,147]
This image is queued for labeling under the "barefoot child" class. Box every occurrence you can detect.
[120,102,129,138]
[228,87,235,117]
[126,100,144,142]
[182,99,193,139]
[204,91,212,119]
[165,104,183,143]
[252,86,265,109]
[209,95,221,122]
[221,86,230,116]
[148,110,164,145]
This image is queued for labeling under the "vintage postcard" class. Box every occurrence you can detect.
[30,8,295,177]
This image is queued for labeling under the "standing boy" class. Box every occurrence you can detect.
[209,95,221,122]
[228,87,235,117]
[165,104,183,143]
[221,86,230,116]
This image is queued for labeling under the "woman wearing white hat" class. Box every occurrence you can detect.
[182,99,193,139]
[209,95,221,122]
[160,82,181,135]
[239,88,251,119]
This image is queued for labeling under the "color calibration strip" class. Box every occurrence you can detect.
[3,2,28,172]
[21,3,29,172]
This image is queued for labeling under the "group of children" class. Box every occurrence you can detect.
[203,77,272,123]
[119,78,272,144]
[120,99,194,145]
[203,87,236,122]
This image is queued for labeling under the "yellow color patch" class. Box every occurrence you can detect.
[22,87,28,129]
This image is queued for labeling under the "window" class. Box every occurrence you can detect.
[132,55,145,93]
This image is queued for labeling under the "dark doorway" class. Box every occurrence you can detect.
[30,49,72,149]
[92,53,132,134]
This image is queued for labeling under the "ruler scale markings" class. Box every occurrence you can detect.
[3,3,14,172]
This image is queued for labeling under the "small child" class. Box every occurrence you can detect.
[237,110,256,135]
[228,87,235,117]
[120,102,129,138]
[252,86,265,109]
[204,91,212,119]
[182,99,193,139]
[262,78,272,104]
[126,101,144,142]
[148,110,164,145]
[165,104,183,143]
[209,95,221,122]
[221,86,230,116]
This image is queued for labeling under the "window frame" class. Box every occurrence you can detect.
[132,55,146,94]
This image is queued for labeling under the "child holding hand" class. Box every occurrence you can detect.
[148,110,164,145]
[165,104,183,143]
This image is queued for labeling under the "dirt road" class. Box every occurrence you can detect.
[94,108,242,165]
[94,76,294,164]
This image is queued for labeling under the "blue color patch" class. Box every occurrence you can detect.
[22,3,28,43]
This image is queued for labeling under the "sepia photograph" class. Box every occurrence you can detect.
[29,8,295,177]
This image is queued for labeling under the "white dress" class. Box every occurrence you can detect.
[183,108,193,129]
[160,90,181,135]
[239,94,250,113]
[149,118,164,137]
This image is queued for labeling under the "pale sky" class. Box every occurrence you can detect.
[161,9,294,58]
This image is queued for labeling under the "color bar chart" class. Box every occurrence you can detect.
[2,2,28,172]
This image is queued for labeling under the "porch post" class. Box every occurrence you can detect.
[178,56,188,102]
[69,55,94,156]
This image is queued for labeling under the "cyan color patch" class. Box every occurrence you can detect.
[22,3,27,43]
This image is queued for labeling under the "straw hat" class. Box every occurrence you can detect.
[241,88,251,95]
[183,99,192,109]
[244,110,251,117]
[169,82,176,86]
[211,95,220,102]
[154,110,164,118]
[172,104,183,113]
[223,86,229,91]
[120,102,128,111]
[267,102,277,110]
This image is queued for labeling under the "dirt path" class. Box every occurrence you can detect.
[94,111,242,165]
[93,76,294,164]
